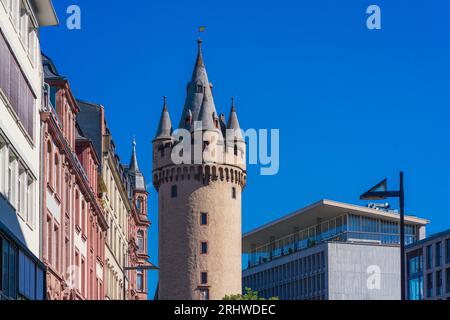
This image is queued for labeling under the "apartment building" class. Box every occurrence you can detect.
[76,101,151,300]
[41,55,108,300]
[0,0,57,300]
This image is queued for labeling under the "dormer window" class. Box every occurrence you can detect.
[196,84,204,93]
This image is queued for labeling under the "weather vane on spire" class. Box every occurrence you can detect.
[198,26,206,40]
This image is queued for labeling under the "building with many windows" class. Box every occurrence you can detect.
[124,140,151,300]
[406,229,450,300]
[76,101,151,300]
[242,200,428,300]
[0,0,57,300]
[41,55,108,300]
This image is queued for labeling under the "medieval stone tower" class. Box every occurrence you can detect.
[153,39,247,300]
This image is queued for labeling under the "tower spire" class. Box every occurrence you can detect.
[163,95,168,111]
[155,96,172,140]
[128,138,146,192]
[197,93,217,131]
[179,39,213,129]
[227,97,244,141]
[195,38,204,69]
[129,137,140,172]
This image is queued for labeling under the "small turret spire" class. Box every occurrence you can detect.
[129,137,140,173]
[155,96,172,140]
[195,38,204,69]
[227,97,244,141]
[163,96,168,111]
[197,93,215,130]
[128,138,146,192]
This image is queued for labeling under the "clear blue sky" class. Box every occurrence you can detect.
[41,0,450,299]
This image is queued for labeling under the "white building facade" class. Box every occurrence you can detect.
[0,0,57,300]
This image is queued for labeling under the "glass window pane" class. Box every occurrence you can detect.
[9,245,16,299]
[1,239,8,296]
[36,267,44,300]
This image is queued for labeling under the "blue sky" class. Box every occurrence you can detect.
[41,0,450,298]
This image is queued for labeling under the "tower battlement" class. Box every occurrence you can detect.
[153,163,247,192]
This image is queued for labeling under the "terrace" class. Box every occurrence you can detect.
[243,200,429,269]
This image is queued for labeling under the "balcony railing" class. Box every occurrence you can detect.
[246,213,417,269]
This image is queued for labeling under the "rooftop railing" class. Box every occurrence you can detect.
[246,213,417,269]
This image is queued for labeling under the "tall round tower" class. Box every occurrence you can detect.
[153,39,247,300]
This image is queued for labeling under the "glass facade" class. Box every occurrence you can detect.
[248,213,418,268]
[435,242,442,267]
[446,268,450,294]
[427,273,433,298]
[407,233,450,300]
[407,250,424,300]
[1,238,17,300]
[0,233,45,300]
[243,251,326,300]
[446,239,450,265]
[436,271,443,297]
[426,245,433,270]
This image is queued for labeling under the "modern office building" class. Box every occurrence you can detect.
[242,200,429,300]
[76,101,151,300]
[0,0,57,300]
[154,39,246,300]
[406,229,450,300]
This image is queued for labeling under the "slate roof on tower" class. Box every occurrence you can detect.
[154,97,173,140]
[126,139,146,192]
[179,39,219,130]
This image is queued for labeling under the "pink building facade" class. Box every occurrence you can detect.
[40,55,108,300]
[126,143,151,300]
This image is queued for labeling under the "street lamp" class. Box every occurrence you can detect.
[360,172,405,301]
[123,258,159,301]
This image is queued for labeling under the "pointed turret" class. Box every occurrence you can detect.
[128,139,146,192]
[197,91,219,131]
[179,38,213,129]
[129,137,140,173]
[227,97,244,141]
[193,38,205,76]
[155,96,172,140]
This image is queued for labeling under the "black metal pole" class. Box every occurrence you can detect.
[399,171,406,301]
